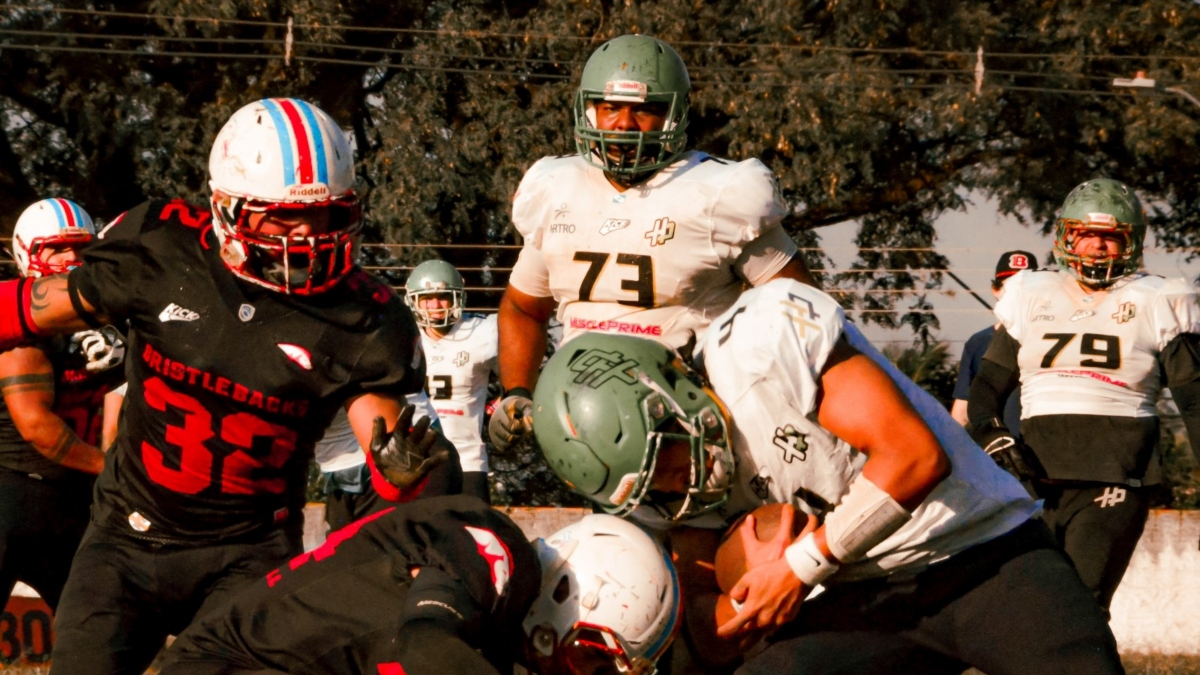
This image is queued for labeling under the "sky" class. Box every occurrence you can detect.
[819,193,1200,359]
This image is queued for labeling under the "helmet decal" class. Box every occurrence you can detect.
[567,348,638,387]
[48,198,88,231]
[260,98,331,191]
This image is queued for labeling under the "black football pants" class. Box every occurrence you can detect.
[48,522,299,675]
[738,520,1124,675]
[0,469,92,610]
[1035,481,1152,613]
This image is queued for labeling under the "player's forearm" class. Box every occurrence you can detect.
[22,416,104,474]
[966,358,1019,429]
[497,294,549,391]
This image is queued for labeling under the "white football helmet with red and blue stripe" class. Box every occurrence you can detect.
[11,198,96,277]
[523,514,681,675]
[208,98,361,295]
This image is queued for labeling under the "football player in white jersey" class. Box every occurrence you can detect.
[404,260,499,502]
[490,33,814,451]
[968,178,1200,612]
[530,280,1122,674]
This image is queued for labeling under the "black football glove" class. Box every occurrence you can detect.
[370,404,450,489]
[487,388,534,452]
[970,417,1043,481]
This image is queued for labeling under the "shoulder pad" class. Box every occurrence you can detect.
[341,268,400,307]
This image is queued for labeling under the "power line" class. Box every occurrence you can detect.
[4,4,1200,63]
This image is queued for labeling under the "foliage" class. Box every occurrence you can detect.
[881,339,958,408]
[3,0,1200,327]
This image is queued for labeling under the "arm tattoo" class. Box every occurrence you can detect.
[0,373,54,396]
[46,425,76,463]
[29,276,57,313]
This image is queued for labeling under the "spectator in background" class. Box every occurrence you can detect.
[950,250,1038,433]
[0,199,124,611]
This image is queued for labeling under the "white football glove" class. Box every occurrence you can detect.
[73,326,126,373]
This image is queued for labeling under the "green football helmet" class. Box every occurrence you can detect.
[404,259,465,329]
[532,333,734,521]
[1054,178,1147,287]
[573,34,690,185]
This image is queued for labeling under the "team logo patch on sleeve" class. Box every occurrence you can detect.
[277,343,313,370]
[464,526,513,596]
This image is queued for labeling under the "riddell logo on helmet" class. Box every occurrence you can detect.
[285,185,330,199]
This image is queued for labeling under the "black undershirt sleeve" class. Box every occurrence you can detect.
[967,326,1021,429]
[1162,333,1200,463]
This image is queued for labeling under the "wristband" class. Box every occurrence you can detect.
[824,474,912,563]
[505,387,533,400]
[784,532,839,587]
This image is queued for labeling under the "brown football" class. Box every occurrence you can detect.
[714,503,808,594]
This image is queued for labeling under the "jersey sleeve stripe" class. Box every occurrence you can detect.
[261,99,299,187]
[293,99,329,186]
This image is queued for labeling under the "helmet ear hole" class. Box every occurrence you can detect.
[552,575,571,604]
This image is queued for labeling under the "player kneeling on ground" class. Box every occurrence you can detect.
[156,496,679,675]
[0,198,124,611]
[531,278,1124,674]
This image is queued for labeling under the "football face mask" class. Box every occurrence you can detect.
[212,194,361,295]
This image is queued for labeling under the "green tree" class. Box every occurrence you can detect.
[881,340,958,408]
[3,0,1199,323]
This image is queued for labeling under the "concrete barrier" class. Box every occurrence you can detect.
[1109,509,1200,655]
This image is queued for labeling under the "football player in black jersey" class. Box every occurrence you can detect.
[0,198,125,611]
[0,99,460,675]
[156,496,681,675]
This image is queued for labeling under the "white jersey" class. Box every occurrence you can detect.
[313,392,439,473]
[994,270,1200,419]
[694,280,1040,582]
[421,314,499,473]
[508,151,790,348]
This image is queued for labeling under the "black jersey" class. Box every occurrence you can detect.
[160,495,541,675]
[66,199,427,541]
[0,335,122,479]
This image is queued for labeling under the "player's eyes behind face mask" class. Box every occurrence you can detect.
[216,195,361,295]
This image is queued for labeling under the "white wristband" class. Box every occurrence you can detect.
[784,532,839,587]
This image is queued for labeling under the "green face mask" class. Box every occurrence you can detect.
[572,35,691,185]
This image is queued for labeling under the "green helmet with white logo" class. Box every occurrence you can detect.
[532,333,733,521]
[573,35,691,184]
[404,259,465,329]
[1054,178,1147,287]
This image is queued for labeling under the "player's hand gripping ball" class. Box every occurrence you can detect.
[370,404,450,489]
[715,503,814,595]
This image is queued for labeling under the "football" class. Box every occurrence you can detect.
[714,503,808,594]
